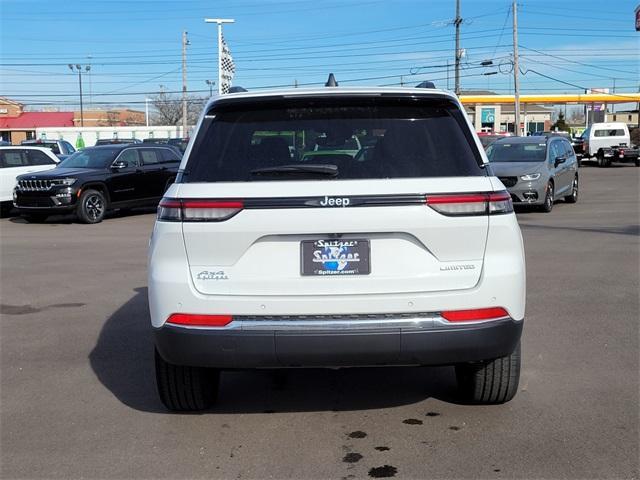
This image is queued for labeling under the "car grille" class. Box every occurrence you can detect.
[499,176,518,188]
[17,197,54,207]
[18,179,53,191]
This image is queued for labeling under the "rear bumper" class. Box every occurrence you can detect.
[154,316,523,368]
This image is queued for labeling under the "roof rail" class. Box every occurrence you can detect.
[416,81,436,89]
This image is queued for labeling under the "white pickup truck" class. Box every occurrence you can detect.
[580,122,639,167]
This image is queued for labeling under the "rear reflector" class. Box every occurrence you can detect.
[167,313,233,327]
[441,307,509,322]
[158,198,243,222]
[426,191,513,216]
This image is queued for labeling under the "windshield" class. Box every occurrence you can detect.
[58,147,119,168]
[183,97,485,182]
[486,142,547,162]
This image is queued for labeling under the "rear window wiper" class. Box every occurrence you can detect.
[250,164,338,177]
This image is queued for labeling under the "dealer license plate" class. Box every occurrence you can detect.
[301,239,370,276]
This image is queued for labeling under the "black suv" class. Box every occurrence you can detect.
[14,144,180,223]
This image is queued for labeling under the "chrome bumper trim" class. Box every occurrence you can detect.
[167,313,512,332]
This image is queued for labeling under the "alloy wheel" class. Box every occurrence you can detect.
[85,194,104,221]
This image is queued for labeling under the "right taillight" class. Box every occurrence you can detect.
[426,191,513,216]
[157,198,244,222]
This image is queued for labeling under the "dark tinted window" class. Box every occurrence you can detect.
[160,148,181,162]
[183,98,484,182]
[58,148,120,168]
[28,150,57,166]
[140,149,161,165]
[487,142,547,162]
[116,149,140,167]
[0,150,29,168]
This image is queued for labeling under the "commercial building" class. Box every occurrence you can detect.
[461,90,553,133]
[0,96,145,144]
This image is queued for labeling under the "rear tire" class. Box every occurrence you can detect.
[597,152,610,168]
[635,158,640,167]
[154,348,220,411]
[564,175,578,203]
[540,182,554,212]
[455,342,521,404]
[76,189,106,224]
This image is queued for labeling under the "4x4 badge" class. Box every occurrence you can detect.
[196,270,229,281]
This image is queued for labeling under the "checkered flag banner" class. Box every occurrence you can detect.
[220,34,235,94]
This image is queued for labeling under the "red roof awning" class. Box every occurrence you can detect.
[0,112,74,129]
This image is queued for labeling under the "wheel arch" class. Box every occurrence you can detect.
[81,182,111,205]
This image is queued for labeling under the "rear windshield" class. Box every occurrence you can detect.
[486,142,547,162]
[182,97,484,182]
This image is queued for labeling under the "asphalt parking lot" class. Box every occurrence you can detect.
[1,164,638,479]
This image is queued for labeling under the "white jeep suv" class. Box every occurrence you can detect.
[148,86,526,411]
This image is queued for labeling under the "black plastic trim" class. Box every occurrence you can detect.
[154,318,523,368]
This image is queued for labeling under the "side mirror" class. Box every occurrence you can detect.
[554,156,566,167]
[111,160,127,170]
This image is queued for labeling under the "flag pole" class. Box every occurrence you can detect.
[204,18,235,95]
[217,22,222,95]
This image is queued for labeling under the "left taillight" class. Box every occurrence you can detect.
[426,191,513,216]
[166,313,233,327]
[157,198,244,222]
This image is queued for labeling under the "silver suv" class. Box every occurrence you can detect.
[148,86,526,411]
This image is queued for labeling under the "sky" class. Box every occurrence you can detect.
[0,0,638,111]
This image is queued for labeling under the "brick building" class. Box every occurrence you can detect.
[0,96,145,144]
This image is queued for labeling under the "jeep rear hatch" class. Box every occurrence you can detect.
[169,95,508,296]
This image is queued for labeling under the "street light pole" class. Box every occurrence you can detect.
[205,79,215,96]
[204,18,235,95]
[69,64,90,127]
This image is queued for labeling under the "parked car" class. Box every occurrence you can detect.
[149,86,525,411]
[0,146,59,216]
[486,136,579,212]
[477,132,512,149]
[14,144,180,223]
[95,138,142,146]
[21,139,76,160]
[530,130,571,140]
[580,122,639,167]
[167,137,189,154]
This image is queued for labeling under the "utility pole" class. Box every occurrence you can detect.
[512,0,521,136]
[181,31,189,136]
[454,0,462,95]
[68,64,90,127]
[204,18,235,95]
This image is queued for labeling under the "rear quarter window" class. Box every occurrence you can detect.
[182,97,485,182]
[594,129,625,137]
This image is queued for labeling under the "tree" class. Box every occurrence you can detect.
[551,111,570,132]
[149,87,207,126]
[150,89,183,126]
